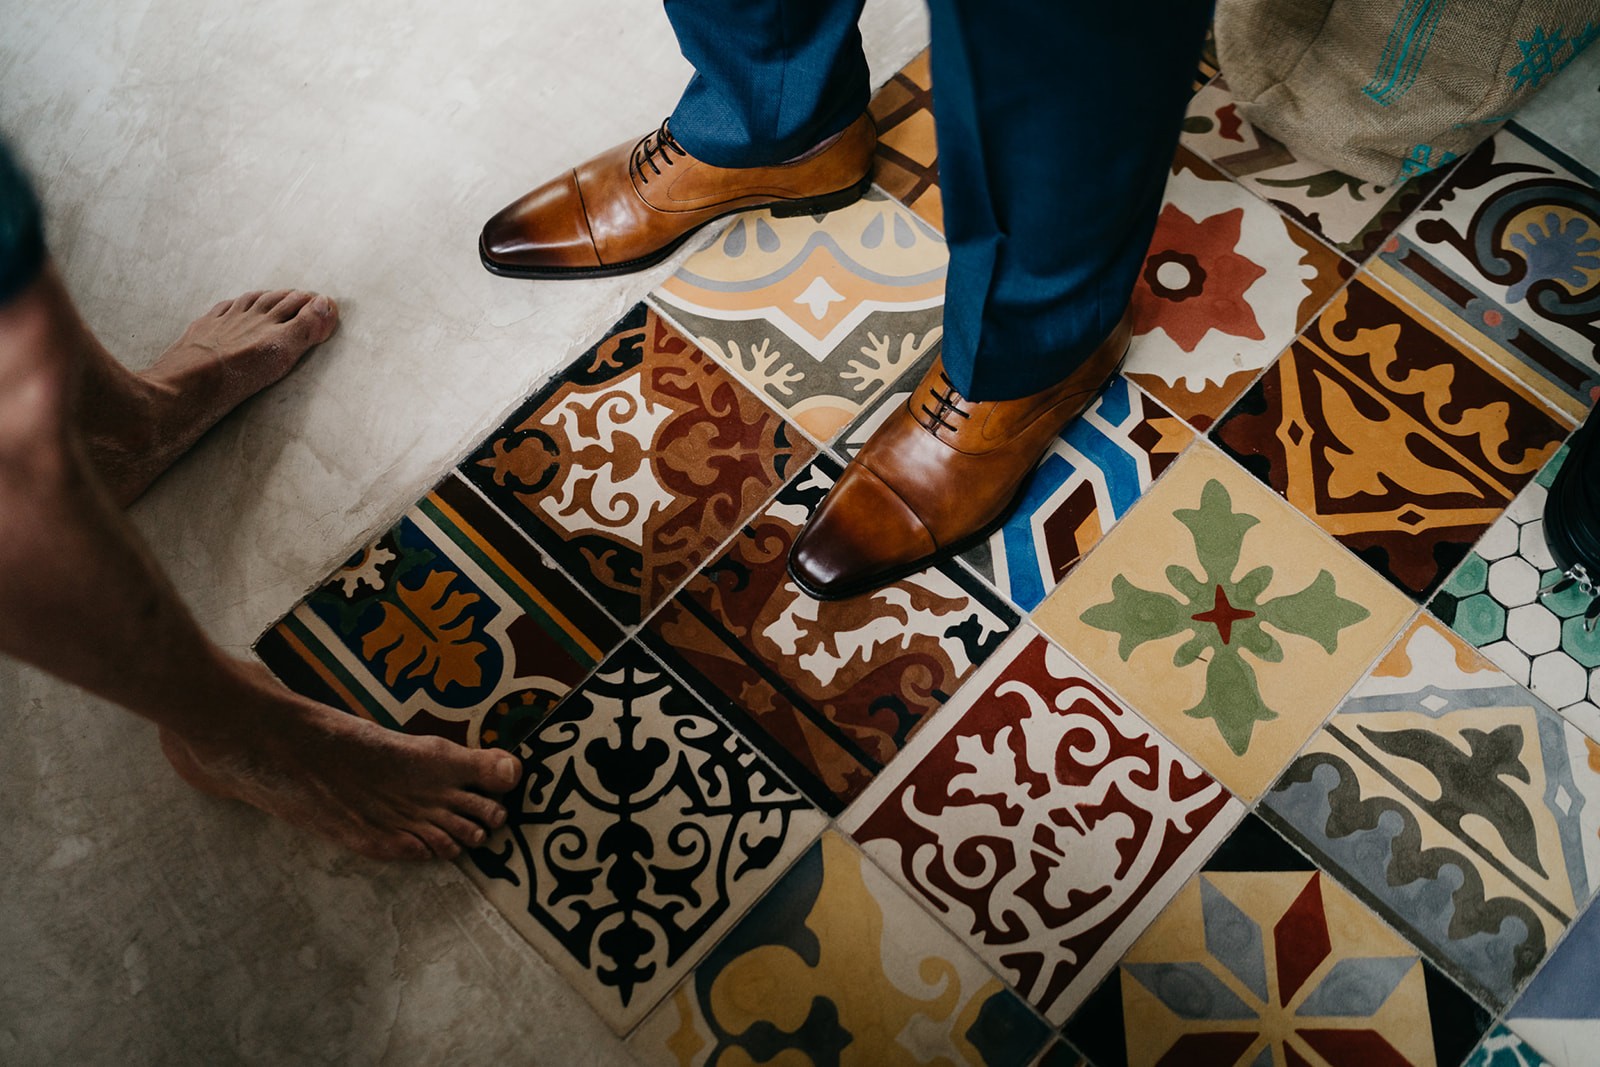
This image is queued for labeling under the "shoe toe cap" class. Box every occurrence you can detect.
[480,171,602,273]
[788,464,937,599]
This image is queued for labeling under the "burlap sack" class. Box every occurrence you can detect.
[1216,0,1600,183]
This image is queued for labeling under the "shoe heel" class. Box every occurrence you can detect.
[769,174,872,219]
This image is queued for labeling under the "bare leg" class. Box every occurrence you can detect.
[73,288,339,506]
[0,264,521,860]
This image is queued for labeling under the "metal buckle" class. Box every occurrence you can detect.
[1541,563,1600,631]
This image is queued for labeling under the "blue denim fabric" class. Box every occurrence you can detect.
[0,138,45,307]
[664,0,1213,400]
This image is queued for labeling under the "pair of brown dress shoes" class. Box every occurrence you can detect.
[480,116,1129,600]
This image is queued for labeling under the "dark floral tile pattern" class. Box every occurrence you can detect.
[460,303,815,625]
[643,454,1019,815]
[1371,127,1600,426]
[1063,814,1492,1067]
[461,641,826,1033]
[627,832,1052,1065]
[1182,74,1452,263]
[256,473,622,750]
[1214,275,1566,600]
[844,631,1243,1024]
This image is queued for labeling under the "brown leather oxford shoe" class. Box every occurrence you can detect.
[480,114,877,279]
[787,309,1134,600]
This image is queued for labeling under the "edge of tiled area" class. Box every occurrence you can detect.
[255,47,1600,1067]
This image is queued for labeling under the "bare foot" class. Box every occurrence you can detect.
[159,661,522,861]
[79,289,339,506]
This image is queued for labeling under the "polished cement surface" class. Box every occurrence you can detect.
[0,1,926,1061]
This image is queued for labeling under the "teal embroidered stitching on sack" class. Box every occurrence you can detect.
[1363,0,1448,106]
[1509,22,1600,88]
[1397,142,1459,179]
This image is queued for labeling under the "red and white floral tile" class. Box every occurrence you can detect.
[1123,147,1352,430]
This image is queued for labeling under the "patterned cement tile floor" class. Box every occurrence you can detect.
[258,51,1600,1067]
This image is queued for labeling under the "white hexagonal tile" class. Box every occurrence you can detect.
[1531,651,1589,708]
[1507,602,1563,655]
[1504,481,1548,526]
[1477,516,1521,561]
[1483,639,1532,685]
[1520,518,1557,570]
[1563,696,1600,744]
[1489,556,1542,608]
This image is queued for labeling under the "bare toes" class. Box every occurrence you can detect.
[248,289,292,314]
[227,290,266,314]
[474,750,524,795]
[453,792,508,831]
[268,289,316,322]
[415,823,461,860]
[292,294,339,343]
[381,832,432,862]
[437,812,488,849]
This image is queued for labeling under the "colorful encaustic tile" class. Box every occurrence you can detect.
[843,629,1244,1025]
[255,473,622,751]
[460,641,826,1034]
[626,831,1052,1066]
[1033,1041,1086,1067]
[1123,146,1352,431]
[869,48,942,230]
[650,187,948,442]
[835,370,1194,613]
[829,331,941,462]
[1215,275,1568,601]
[458,303,815,626]
[1177,75,1452,263]
[1062,814,1493,1067]
[1370,127,1600,424]
[642,454,1018,815]
[1181,75,1452,262]
[1034,443,1415,801]
[1260,615,1600,1008]
[1432,444,1600,741]
[1505,892,1600,1067]
[1469,1025,1555,1067]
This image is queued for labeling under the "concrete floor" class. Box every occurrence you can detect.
[0,1,926,1061]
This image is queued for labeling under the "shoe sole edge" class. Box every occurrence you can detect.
[478,174,874,281]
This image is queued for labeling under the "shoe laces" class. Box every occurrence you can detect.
[633,120,688,183]
[918,371,972,434]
